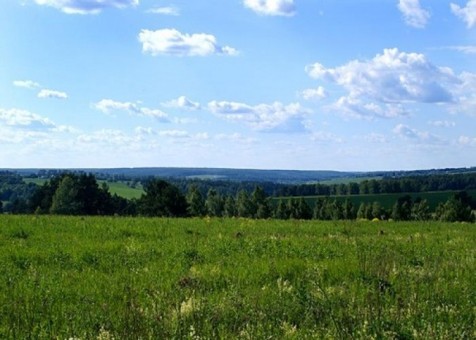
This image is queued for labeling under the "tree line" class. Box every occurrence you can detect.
[276,172,476,197]
[1,172,473,222]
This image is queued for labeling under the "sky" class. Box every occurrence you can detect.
[1,0,476,171]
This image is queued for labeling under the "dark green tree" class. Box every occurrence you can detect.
[435,191,474,222]
[223,195,237,217]
[50,176,82,215]
[205,188,224,217]
[274,199,289,219]
[411,199,430,221]
[251,186,271,219]
[186,185,206,217]
[139,179,187,217]
[342,199,356,220]
[236,189,253,218]
[391,195,413,221]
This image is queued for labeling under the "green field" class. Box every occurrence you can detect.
[275,189,476,211]
[0,216,474,338]
[23,178,144,200]
[97,180,144,200]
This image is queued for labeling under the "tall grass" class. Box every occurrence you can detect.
[0,215,474,338]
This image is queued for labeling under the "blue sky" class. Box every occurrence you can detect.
[1,0,476,171]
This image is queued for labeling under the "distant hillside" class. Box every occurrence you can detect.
[9,168,357,184]
[4,166,476,184]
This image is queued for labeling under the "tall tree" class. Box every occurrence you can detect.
[223,195,237,217]
[186,185,206,217]
[139,179,187,217]
[50,176,81,215]
[205,188,224,217]
[236,189,253,218]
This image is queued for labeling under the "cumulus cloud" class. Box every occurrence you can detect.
[94,99,169,121]
[34,0,139,15]
[13,80,40,89]
[301,86,327,100]
[306,48,469,119]
[307,48,459,104]
[146,6,179,16]
[138,29,238,57]
[208,100,311,131]
[398,0,430,28]
[244,0,296,16]
[0,108,56,129]
[451,0,476,28]
[163,96,201,110]
[38,89,68,99]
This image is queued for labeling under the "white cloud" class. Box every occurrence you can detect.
[363,133,388,143]
[458,135,476,146]
[0,108,55,129]
[301,86,327,100]
[138,29,238,57]
[208,100,311,131]
[13,80,40,89]
[428,120,456,127]
[215,133,258,144]
[307,48,459,104]
[147,6,179,16]
[451,0,476,28]
[77,129,141,145]
[163,96,201,110]
[135,126,156,135]
[398,0,430,28]
[34,0,139,15]
[159,130,189,138]
[94,99,169,121]
[331,96,410,119]
[310,131,343,143]
[38,89,68,99]
[244,0,296,16]
[159,130,209,141]
[446,45,476,54]
[306,48,468,118]
[393,124,442,143]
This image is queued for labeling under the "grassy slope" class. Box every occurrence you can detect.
[0,215,474,338]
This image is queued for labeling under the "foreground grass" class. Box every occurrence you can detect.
[0,216,474,339]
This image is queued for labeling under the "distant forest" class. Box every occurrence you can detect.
[1,170,474,222]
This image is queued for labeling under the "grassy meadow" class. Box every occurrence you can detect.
[0,215,474,339]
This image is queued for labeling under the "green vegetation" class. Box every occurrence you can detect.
[24,178,144,200]
[275,189,476,211]
[98,181,144,200]
[0,215,474,338]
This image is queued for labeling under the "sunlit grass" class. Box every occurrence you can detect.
[0,216,474,338]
